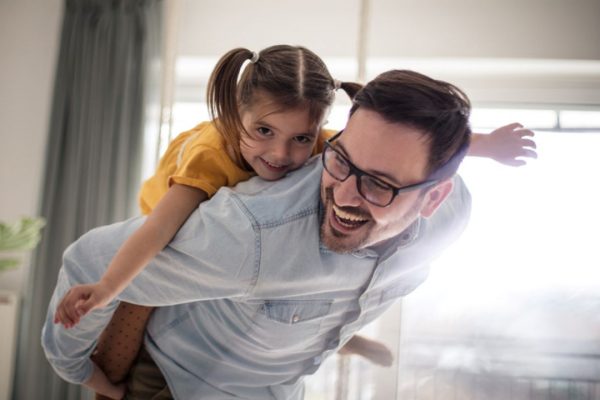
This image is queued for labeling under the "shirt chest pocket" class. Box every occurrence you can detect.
[247,299,333,350]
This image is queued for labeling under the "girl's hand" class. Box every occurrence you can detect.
[472,122,538,166]
[53,282,117,328]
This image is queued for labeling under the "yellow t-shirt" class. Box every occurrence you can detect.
[139,121,337,215]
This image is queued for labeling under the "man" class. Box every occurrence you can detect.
[42,70,472,399]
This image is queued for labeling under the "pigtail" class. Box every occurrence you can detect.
[206,48,255,165]
[337,81,363,101]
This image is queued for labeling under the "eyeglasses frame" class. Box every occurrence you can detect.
[321,130,440,207]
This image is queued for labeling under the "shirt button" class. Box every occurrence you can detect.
[292,314,300,323]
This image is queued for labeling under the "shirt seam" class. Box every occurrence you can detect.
[229,194,262,297]
[256,206,319,229]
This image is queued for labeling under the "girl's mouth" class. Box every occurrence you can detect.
[260,158,288,172]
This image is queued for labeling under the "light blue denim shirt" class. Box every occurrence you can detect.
[42,157,471,399]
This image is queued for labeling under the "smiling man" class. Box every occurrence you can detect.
[42,70,472,400]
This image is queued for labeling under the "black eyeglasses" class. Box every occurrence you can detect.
[321,130,439,207]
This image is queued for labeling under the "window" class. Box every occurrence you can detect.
[305,109,600,400]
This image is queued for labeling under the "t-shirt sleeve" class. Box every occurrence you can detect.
[313,129,338,155]
[169,144,231,198]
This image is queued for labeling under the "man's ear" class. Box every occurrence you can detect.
[419,178,454,218]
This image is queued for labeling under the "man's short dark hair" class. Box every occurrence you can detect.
[350,70,472,179]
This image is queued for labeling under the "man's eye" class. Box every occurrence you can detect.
[256,127,272,136]
[294,135,315,144]
[333,152,348,167]
[366,177,391,191]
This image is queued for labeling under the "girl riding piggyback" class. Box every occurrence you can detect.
[54,45,536,400]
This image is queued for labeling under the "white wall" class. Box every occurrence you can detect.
[0,0,63,292]
[177,0,360,58]
[368,0,600,59]
[175,0,600,105]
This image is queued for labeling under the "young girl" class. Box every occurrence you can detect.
[54,45,536,399]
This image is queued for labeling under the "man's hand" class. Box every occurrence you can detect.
[53,283,116,328]
[338,335,394,367]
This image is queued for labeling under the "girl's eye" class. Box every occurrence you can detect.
[294,135,315,144]
[256,127,273,137]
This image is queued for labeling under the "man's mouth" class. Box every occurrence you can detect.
[331,204,369,230]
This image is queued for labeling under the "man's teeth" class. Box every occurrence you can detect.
[333,205,367,222]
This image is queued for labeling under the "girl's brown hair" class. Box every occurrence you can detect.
[206,45,361,165]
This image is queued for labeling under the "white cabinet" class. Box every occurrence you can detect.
[0,291,18,400]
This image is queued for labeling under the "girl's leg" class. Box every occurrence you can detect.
[123,346,173,400]
[92,302,154,400]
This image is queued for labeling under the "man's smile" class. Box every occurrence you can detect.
[330,203,370,233]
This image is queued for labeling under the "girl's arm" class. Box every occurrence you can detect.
[54,184,208,327]
[468,122,537,166]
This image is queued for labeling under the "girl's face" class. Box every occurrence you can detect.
[240,98,320,181]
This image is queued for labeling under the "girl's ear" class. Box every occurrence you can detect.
[419,179,454,218]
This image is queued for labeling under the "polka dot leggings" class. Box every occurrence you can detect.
[91,302,154,400]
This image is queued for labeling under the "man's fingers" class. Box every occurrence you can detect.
[521,148,538,159]
[517,128,535,138]
[521,138,537,149]
[504,122,523,130]
[504,158,527,167]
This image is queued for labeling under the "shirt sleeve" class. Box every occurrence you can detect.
[169,144,232,198]
[313,128,338,155]
[41,188,258,383]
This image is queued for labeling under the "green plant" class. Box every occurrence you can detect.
[0,217,46,271]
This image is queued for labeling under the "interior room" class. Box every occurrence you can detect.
[1,0,599,399]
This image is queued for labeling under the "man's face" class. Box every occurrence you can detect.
[320,108,452,253]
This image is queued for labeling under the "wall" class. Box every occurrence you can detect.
[368,0,600,59]
[0,0,63,292]
[175,0,600,106]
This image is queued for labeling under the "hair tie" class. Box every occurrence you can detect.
[333,79,342,90]
[250,51,260,64]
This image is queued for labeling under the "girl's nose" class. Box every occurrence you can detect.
[272,142,291,163]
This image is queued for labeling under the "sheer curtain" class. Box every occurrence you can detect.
[12,1,163,399]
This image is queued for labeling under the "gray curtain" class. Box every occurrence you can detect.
[13,0,163,399]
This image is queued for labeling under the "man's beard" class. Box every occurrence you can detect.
[319,186,424,253]
[319,187,372,253]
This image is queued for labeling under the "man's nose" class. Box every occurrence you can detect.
[333,174,362,207]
